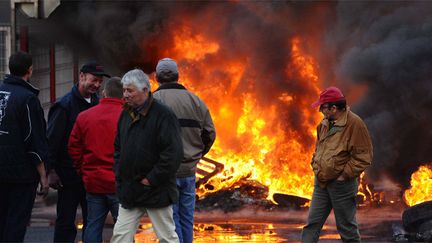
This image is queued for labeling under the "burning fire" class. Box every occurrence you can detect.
[154,27,321,201]
[403,165,432,207]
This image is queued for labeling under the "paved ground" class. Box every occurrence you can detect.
[24,194,402,242]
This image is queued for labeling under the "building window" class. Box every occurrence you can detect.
[0,27,11,81]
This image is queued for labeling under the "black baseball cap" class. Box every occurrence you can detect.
[80,61,111,77]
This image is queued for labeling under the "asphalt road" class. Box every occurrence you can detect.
[24,193,401,242]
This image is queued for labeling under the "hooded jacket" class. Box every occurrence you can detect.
[0,75,48,183]
[311,108,373,188]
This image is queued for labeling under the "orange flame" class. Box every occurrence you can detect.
[154,26,321,201]
[403,165,432,206]
[173,27,219,61]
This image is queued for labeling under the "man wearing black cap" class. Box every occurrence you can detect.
[301,86,373,243]
[47,61,110,242]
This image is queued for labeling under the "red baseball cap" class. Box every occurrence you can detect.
[311,86,345,108]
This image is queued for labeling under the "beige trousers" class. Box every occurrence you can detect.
[111,204,179,243]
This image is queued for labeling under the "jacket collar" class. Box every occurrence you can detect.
[124,92,154,121]
[100,97,124,105]
[72,83,98,105]
[155,82,186,92]
[319,107,350,140]
[321,107,350,128]
[4,74,40,96]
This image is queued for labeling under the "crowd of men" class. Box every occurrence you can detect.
[0,52,216,243]
[0,52,372,243]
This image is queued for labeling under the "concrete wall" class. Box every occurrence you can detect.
[1,2,76,117]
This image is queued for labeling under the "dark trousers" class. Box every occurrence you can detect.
[301,178,360,243]
[54,182,87,243]
[0,182,38,242]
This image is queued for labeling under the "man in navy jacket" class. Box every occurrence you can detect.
[47,61,110,242]
[0,51,49,242]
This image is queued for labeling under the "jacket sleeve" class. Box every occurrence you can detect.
[201,109,216,156]
[146,112,183,186]
[47,103,67,171]
[68,115,84,176]
[342,120,373,179]
[24,96,49,166]
[113,113,123,179]
[310,124,321,165]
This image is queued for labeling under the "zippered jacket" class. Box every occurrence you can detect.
[0,75,48,183]
[68,98,124,193]
[153,83,216,177]
[311,108,373,188]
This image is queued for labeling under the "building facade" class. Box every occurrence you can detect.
[0,1,11,80]
[1,1,82,115]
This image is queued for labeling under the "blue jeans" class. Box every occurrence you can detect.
[173,176,196,243]
[83,193,119,243]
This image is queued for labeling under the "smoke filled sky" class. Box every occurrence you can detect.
[330,1,432,187]
[26,1,432,188]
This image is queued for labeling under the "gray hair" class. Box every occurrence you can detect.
[121,69,151,91]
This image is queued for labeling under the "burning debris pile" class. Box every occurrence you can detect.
[195,157,311,212]
[196,179,274,213]
[196,177,314,212]
[195,164,400,212]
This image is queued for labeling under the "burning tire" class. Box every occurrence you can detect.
[419,219,432,233]
[402,200,432,232]
[273,193,310,208]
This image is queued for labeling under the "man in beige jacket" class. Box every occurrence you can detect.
[153,58,216,243]
[301,86,373,243]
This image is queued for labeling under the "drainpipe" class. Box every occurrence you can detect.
[49,45,56,103]
[19,26,28,52]
[10,1,16,53]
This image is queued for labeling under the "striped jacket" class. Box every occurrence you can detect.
[153,82,216,177]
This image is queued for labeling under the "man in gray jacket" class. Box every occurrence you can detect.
[153,58,216,243]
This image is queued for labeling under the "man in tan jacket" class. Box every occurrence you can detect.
[153,58,216,243]
[301,86,373,243]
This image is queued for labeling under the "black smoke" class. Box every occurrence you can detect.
[327,1,432,187]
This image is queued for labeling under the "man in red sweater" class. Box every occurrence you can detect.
[68,77,124,242]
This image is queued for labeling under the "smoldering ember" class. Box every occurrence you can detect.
[2,1,432,242]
